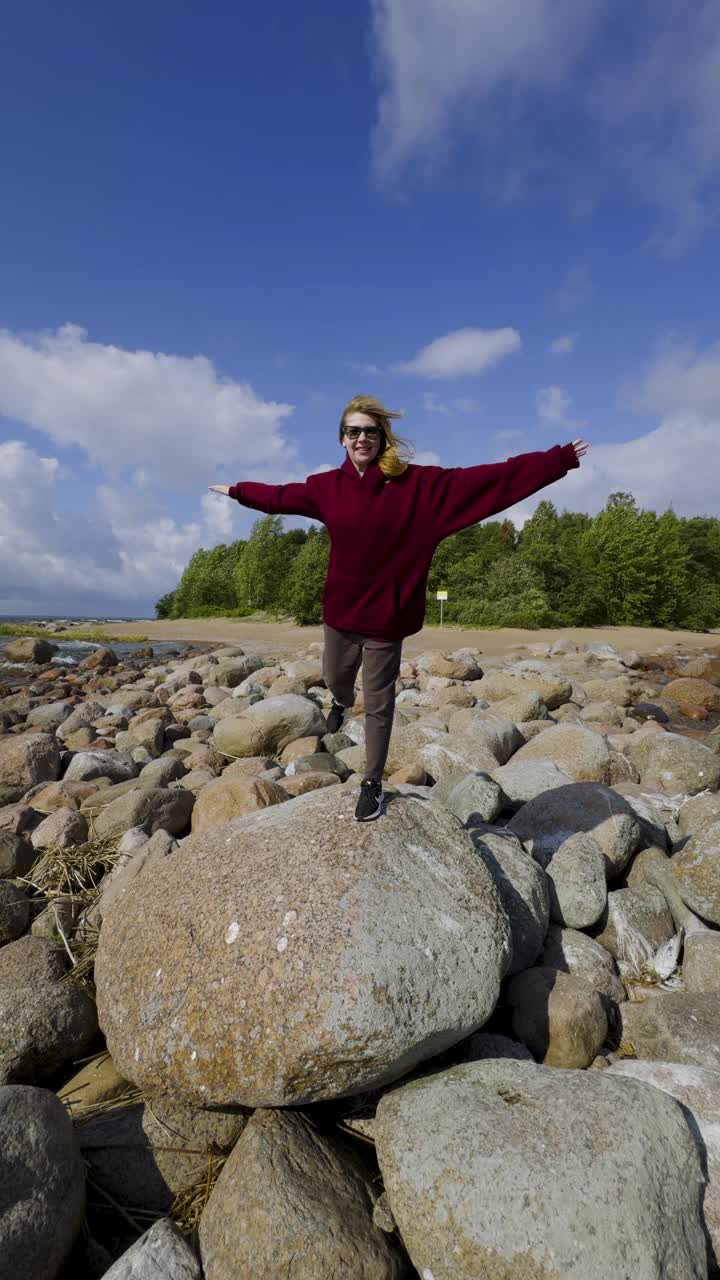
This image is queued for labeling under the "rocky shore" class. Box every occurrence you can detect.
[1,631,720,1277]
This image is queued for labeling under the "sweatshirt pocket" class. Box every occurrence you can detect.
[323,570,396,633]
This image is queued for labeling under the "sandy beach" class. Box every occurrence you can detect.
[99,618,720,660]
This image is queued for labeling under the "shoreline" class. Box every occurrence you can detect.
[97,618,719,659]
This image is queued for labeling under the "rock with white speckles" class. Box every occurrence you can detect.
[199,1108,408,1278]
[211,694,327,759]
[95,788,511,1107]
[374,1060,708,1280]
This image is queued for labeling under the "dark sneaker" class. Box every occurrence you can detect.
[326,701,347,734]
[355,779,384,822]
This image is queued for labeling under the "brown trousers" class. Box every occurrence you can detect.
[322,624,402,783]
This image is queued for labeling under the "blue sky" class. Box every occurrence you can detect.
[1,0,720,614]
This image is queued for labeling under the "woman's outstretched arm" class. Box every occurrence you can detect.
[207,479,321,520]
[426,440,587,541]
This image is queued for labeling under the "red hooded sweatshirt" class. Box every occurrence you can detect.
[230,443,579,641]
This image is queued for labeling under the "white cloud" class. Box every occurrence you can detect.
[624,337,720,418]
[495,429,525,441]
[0,324,295,491]
[370,0,720,251]
[549,333,578,356]
[394,327,521,378]
[503,416,720,526]
[536,385,586,430]
[413,449,442,466]
[0,439,246,612]
[422,392,482,415]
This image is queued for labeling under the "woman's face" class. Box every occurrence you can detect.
[342,411,384,471]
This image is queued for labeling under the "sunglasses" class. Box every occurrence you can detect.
[344,427,383,441]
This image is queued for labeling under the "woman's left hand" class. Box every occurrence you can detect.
[571,438,589,460]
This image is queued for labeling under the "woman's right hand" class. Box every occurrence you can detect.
[207,484,231,496]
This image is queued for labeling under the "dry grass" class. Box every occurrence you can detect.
[170,1153,228,1237]
[19,832,121,990]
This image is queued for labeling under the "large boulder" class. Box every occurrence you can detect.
[491,758,574,810]
[78,1095,246,1212]
[26,700,74,731]
[0,1085,85,1280]
[607,1060,720,1272]
[539,925,625,1005]
[446,710,523,765]
[663,678,720,712]
[506,723,612,783]
[101,1219,201,1280]
[672,821,720,925]
[620,992,720,1069]
[678,793,720,839]
[472,665,572,710]
[212,694,327,759]
[0,977,98,1085]
[190,775,288,832]
[56,701,107,741]
[432,771,503,826]
[374,1060,708,1280]
[0,732,61,804]
[507,781,641,879]
[542,832,608,928]
[92,786,195,838]
[95,790,511,1107]
[627,731,720,796]
[0,882,30,945]
[3,637,56,663]
[467,827,549,975]
[62,750,138,784]
[199,1109,408,1279]
[593,885,675,966]
[505,967,607,1068]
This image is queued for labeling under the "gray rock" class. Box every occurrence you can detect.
[79,1096,246,1212]
[63,750,138,784]
[97,827,178,923]
[0,732,62,805]
[56,701,107,741]
[0,830,35,879]
[0,881,30,944]
[139,754,188,787]
[206,655,265,687]
[0,978,98,1084]
[684,931,720,993]
[26,700,74,731]
[508,782,642,879]
[539,926,625,1005]
[502,722,612,783]
[620,992,720,1069]
[627,731,720,796]
[593,885,676,968]
[93,786,195,838]
[543,831,608,929]
[199,1108,407,1279]
[0,1085,85,1280]
[374,1060,707,1280]
[96,789,511,1107]
[607,1059,720,1273]
[3,637,56,663]
[433,771,503,826]
[30,806,89,850]
[0,935,68,984]
[673,822,720,925]
[212,693,327,759]
[446,711,524,765]
[102,1218,201,1279]
[506,966,608,1068]
[491,758,574,810]
[679,793,720,839]
[467,826,549,975]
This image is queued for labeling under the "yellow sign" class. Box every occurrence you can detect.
[436,590,448,601]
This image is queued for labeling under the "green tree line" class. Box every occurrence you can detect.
[155,494,720,631]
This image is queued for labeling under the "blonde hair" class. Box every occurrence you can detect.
[339,394,415,478]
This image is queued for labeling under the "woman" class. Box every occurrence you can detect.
[209,394,588,821]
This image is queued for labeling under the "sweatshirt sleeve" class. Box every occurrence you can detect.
[426,443,579,541]
[228,479,322,521]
